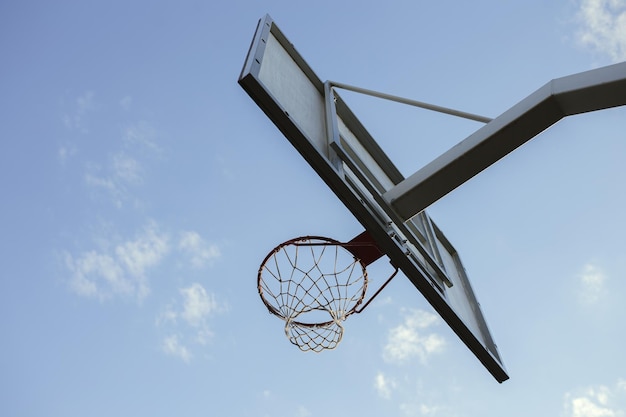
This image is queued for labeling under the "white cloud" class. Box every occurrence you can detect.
[61,94,163,210]
[161,334,192,363]
[58,145,77,165]
[374,372,397,399]
[295,406,312,417]
[392,379,451,417]
[564,380,626,417]
[157,283,226,357]
[84,173,124,208]
[115,223,168,279]
[178,231,221,268]
[76,118,160,209]
[578,262,607,304]
[84,152,145,208]
[576,0,626,62]
[179,283,221,326]
[63,91,94,132]
[419,404,443,415]
[124,121,160,153]
[112,153,143,185]
[65,223,169,301]
[404,309,439,329]
[79,119,162,208]
[65,251,130,297]
[383,309,445,364]
[65,226,221,306]
[571,397,615,417]
[399,402,444,417]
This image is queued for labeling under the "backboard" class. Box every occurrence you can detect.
[239,15,508,382]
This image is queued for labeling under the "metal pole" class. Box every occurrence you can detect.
[329,81,493,123]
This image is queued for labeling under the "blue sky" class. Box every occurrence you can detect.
[1,1,626,416]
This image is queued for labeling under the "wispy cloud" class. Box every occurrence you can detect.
[157,283,227,360]
[63,91,95,133]
[179,231,221,269]
[564,379,626,417]
[84,172,124,207]
[383,377,451,417]
[115,224,168,289]
[124,121,161,154]
[64,251,126,297]
[295,406,312,417]
[64,222,169,301]
[374,371,397,399]
[59,92,159,208]
[64,225,221,305]
[383,309,445,364]
[576,0,626,62]
[58,144,77,165]
[161,334,192,363]
[179,283,222,326]
[112,152,143,185]
[84,151,145,208]
[76,117,159,208]
[578,262,607,304]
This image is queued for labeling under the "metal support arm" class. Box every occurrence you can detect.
[383,61,626,221]
[329,80,493,123]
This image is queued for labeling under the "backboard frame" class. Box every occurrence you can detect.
[239,14,508,382]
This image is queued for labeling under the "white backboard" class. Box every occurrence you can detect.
[239,15,508,382]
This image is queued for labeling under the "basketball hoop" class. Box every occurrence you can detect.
[257,233,398,352]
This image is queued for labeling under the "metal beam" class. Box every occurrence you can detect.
[329,81,493,123]
[383,61,626,222]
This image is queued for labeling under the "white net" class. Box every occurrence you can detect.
[258,236,368,352]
